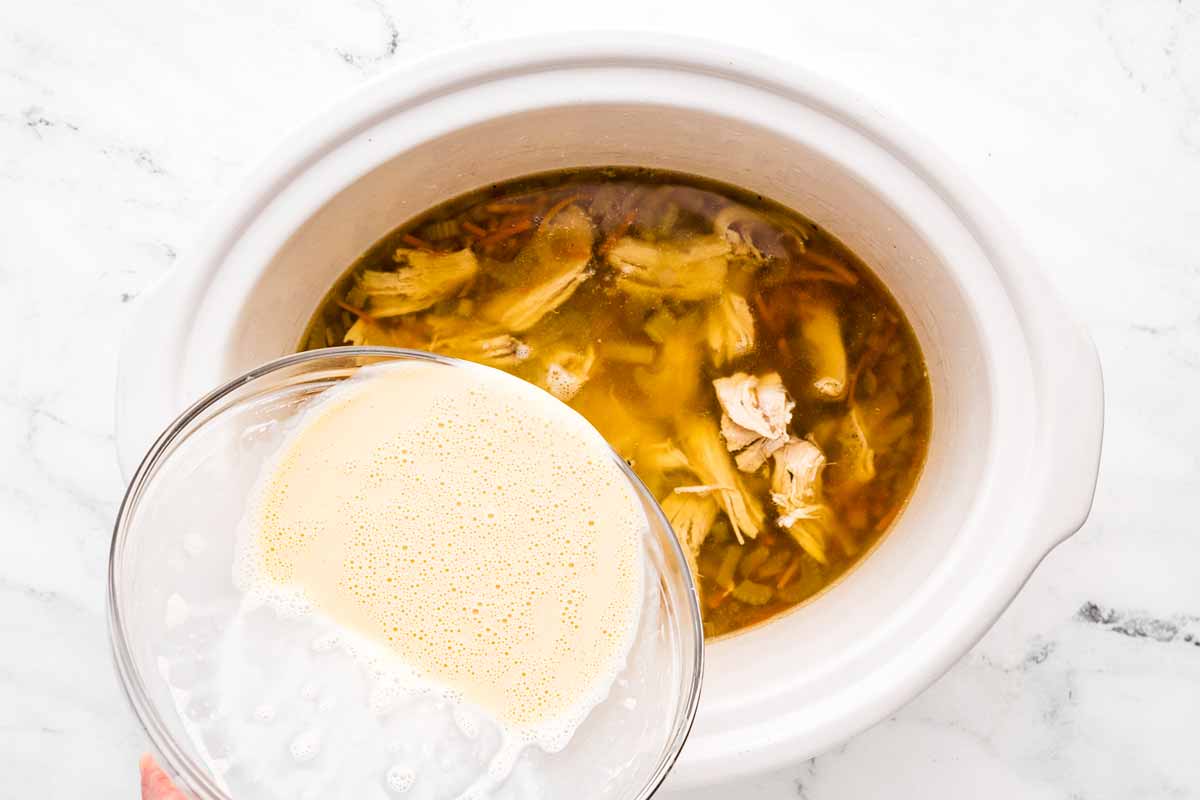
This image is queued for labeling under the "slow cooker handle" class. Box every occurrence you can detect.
[1027,299,1104,551]
[115,265,200,481]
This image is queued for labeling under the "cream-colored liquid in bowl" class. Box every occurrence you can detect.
[226,359,647,796]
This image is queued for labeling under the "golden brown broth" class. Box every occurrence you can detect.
[300,168,932,639]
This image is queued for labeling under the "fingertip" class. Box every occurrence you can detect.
[139,754,176,798]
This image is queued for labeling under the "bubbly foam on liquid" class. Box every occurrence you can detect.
[236,359,646,768]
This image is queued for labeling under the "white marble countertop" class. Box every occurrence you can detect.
[1,1,1197,797]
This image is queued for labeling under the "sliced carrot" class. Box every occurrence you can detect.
[598,209,638,255]
[400,233,433,251]
[776,336,794,361]
[753,292,778,331]
[776,552,804,589]
[540,194,582,227]
[707,588,733,610]
[484,201,532,214]
[335,298,375,323]
[461,220,488,239]
[796,250,859,284]
[476,218,533,247]
[847,321,896,398]
[874,504,902,533]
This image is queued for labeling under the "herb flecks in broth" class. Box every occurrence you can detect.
[301,168,932,639]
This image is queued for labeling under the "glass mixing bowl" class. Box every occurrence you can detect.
[108,347,703,800]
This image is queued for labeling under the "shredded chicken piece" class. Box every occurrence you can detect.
[715,372,792,442]
[540,345,596,402]
[661,492,720,576]
[486,268,590,330]
[731,439,781,475]
[781,509,831,565]
[713,205,767,259]
[839,405,876,483]
[705,293,756,366]
[606,234,730,300]
[342,316,426,349]
[799,299,848,399]
[481,205,595,331]
[769,437,832,564]
[639,440,690,475]
[770,437,826,510]
[643,308,676,343]
[713,204,805,260]
[712,372,795,472]
[570,379,665,463]
[676,415,765,543]
[798,249,859,285]
[424,315,530,367]
[358,248,478,318]
[673,484,735,495]
[633,317,704,418]
[343,316,372,346]
[599,341,657,365]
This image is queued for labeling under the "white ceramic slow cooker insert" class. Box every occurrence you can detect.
[115,35,1104,791]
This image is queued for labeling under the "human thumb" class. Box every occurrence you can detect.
[139,754,190,800]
